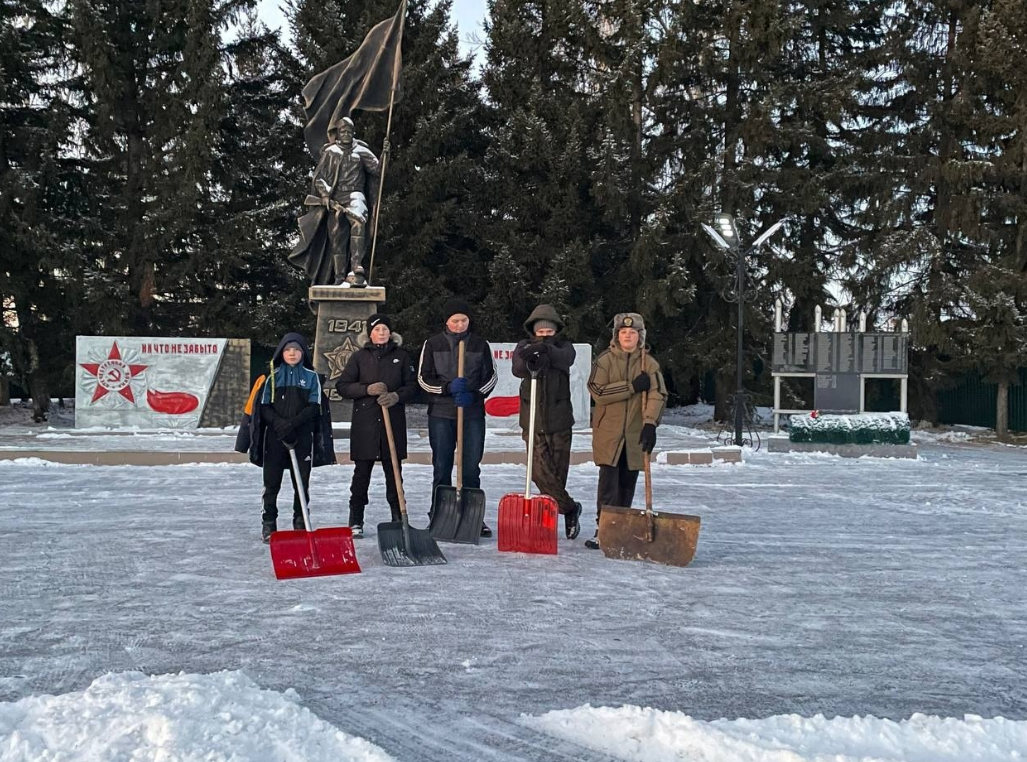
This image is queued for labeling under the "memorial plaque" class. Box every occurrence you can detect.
[861,334,908,374]
[815,332,859,374]
[773,332,813,372]
[814,373,861,413]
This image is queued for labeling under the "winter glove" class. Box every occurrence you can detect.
[454,391,474,408]
[367,382,388,396]
[639,423,657,453]
[532,341,551,355]
[526,351,550,373]
[273,417,295,441]
[515,343,535,360]
[631,373,651,393]
[377,391,400,408]
[448,377,469,394]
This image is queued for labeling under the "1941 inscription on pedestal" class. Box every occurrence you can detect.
[310,286,385,421]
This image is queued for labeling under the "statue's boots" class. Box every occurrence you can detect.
[332,253,349,285]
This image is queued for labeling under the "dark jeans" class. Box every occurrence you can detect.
[596,449,639,522]
[349,437,402,526]
[261,433,313,523]
[428,414,485,514]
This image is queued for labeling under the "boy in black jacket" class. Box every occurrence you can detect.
[253,333,326,543]
[511,304,583,539]
[335,313,418,537]
[417,298,498,536]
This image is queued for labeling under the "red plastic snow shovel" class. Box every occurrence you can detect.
[377,410,447,566]
[498,370,558,554]
[429,340,487,544]
[270,445,361,579]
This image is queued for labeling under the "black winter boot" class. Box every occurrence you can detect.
[261,508,277,543]
[564,502,583,540]
[292,512,306,531]
[583,528,600,550]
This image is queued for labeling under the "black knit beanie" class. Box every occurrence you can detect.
[368,313,392,332]
[442,298,472,322]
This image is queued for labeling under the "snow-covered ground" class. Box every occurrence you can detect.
[1,425,1025,760]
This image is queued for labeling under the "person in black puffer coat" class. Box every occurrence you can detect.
[335,314,418,536]
[417,298,498,536]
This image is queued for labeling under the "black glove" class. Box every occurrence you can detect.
[515,343,535,360]
[526,350,550,373]
[639,423,657,453]
[632,373,651,393]
[533,341,550,355]
[272,417,294,440]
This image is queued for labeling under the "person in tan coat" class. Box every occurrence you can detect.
[584,312,666,549]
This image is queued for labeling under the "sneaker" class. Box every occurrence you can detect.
[583,529,600,550]
[261,521,276,544]
[565,502,582,540]
[350,524,364,539]
[480,523,492,538]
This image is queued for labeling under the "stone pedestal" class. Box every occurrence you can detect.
[309,285,386,422]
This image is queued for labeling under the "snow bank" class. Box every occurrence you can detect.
[0,671,395,762]
[526,704,1026,762]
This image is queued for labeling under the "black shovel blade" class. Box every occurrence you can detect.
[378,519,447,567]
[429,485,487,544]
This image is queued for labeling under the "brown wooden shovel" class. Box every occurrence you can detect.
[597,351,701,567]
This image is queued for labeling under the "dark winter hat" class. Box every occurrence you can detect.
[442,298,472,321]
[368,313,392,332]
[532,318,559,333]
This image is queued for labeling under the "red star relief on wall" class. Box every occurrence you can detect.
[80,342,149,403]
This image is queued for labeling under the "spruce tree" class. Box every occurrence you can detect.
[68,0,243,334]
[204,8,312,346]
[478,0,608,344]
[0,0,79,419]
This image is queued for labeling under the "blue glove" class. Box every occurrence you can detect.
[454,391,474,408]
[448,377,469,394]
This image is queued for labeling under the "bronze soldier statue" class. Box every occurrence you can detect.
[290,116,380,288]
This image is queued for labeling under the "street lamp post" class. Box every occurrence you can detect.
[701,214,785,447]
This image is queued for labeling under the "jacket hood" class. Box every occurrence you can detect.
[523,304,565,336]
[271,332,314,369]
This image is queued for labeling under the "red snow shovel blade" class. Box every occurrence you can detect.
[497,493,558,554]
[270,527,361,579]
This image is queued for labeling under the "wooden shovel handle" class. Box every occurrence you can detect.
[381,409,407,518]
[641,348,654,542]
[456,340,465,493]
